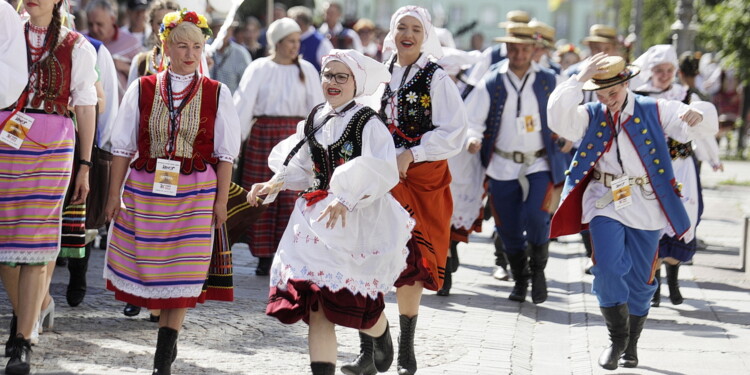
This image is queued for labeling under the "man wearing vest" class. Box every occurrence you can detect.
[547,54,717,370]
[466,10,530,90]
[289,6,333,72]
[465,23,567,305]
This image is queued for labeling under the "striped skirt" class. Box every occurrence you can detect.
[0,111,74,263]
[241,116,302,258]
[104,167,217,309]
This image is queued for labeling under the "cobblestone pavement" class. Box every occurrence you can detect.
[2,161,749,375]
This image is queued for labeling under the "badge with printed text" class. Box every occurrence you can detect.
[516,113,541,135]
[0,112,35,149]
[262,169,287,205]
[153,159,181,196]
[611,176,633,210]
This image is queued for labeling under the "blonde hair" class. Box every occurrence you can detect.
[166,22,205,45]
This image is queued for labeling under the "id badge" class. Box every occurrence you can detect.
[153,159,181,196]
[516,113,541,135]
[263,169,286,205]
[0,112,34,149]
[611,176,633,210]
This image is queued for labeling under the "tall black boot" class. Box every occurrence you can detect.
[666,264,684,305]
[619,314,647,368]
[373,321,394,372]
[341,332,376,375]
[492,233,510,280]
[506,251,530,302]
[598,304,630,370]
[651,270,661,307]
[436,268,452,296]
[5,335,31,375]
[529,243,549,304]
[5,313,16,357]
[449,240,460,272]
[581,231,594,274]
[66,243,91,307]
[152,327,178,375]
[397,315,417,375]
[310,362,336,375]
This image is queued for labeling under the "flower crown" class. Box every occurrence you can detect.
[159,9,212,42]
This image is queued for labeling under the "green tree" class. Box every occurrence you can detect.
[614,0,676,54]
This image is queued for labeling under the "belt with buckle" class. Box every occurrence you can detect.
[494,148,546,164]
[591,170,650,188]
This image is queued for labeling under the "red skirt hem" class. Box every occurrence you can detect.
[107,280,207,309]
[394,237,439,291]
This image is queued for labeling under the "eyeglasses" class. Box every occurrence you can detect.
[321,72,350,84]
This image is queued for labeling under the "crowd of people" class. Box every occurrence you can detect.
[0,0,740,374]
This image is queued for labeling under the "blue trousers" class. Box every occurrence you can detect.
[589,216,660,316]
[489,171,552,255]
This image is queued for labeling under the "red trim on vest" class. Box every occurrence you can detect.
[29,31,79,115]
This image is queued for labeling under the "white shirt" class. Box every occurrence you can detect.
[301,26,333,68]
[465,43,506,86]
[382,54,467,162]
[233,57,325,140]
[94,44,119,151]
[111,71,241,164]
[548,76,718,230]
[0,2,27,108]
[464,60,558,181]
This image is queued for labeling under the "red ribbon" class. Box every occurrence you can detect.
[302,190,329,206]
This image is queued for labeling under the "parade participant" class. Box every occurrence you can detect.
[103,10,240,374]
[465,10,531,88]
[556,43,581,72]
[548,54,717,370]
[0,1,27,108]
[464,22,566,304]
[343,7,467,375]
[319,2,362,52]
[632,45,721,307]
[208,17,252,93]
[233,17,324,276]
[529,20,562,74]
[128,0,182,84]
[0,0,97,372]
[249,49,412,375]
[288,6,333,72]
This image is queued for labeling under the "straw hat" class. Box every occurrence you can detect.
[582,56,640,91]
[494,22,538,44]
[582,24,618,45]
[529,20,555,49]
[498,10,531,28]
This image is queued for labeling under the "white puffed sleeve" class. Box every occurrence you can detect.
[69,36,99,107]
[546,76,590,142]
[233,62,261,140]
[409,69,467,162]
[268,120,314,191]
[110,80,140,158]
[96,45,120,151]
[658,98,719,143]
[0,3,27,108]
[213,84,242,163]
[463,80,491,141]
[329,116,399,210]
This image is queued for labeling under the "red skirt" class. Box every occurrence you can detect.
[241,116,302,258]
[391,160,453,291]
[267,280,385,330]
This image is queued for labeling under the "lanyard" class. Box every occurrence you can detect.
[380,55,418,121]
[283,101,357,167]
[163,72,199,158]
[605,98,629,175]
[507,72,531,118]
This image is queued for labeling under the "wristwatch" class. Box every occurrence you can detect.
[79,159,93,167]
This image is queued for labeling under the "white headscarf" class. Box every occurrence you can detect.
[382,6,444,60]
[436,47,483,77]
[322,49,391,97]
[632,44,679,87]
[266,18,301,50]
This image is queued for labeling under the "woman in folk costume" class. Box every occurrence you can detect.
[631,45,721,307]
[0,0,97,373]
[248,49,413,375]
[343,6,468,375]
[234,17,324,276]
[103,10,240,374]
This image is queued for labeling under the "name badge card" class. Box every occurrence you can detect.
[611,176,633,210]
[516,113,541,135]
[0,112,35,149]
[263,169,287,205]
[153,159,181,196]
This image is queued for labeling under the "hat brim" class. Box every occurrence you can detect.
[582,36,617,45]
[582,65,641,91]
[493,36,538,44]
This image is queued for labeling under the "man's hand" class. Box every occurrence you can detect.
[679,108,704,127]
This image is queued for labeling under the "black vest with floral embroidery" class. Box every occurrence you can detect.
[305,107,377,193]
[379,61,440,149]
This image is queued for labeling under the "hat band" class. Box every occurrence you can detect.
[592,68,632,86]
[507,32,536,40]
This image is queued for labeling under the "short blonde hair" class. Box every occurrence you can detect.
[166,21,205,45]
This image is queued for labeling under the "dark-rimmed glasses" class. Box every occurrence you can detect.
[321,72,350,84]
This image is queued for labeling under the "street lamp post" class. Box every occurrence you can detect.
[671,0,698,55]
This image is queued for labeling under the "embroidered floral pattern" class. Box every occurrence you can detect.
[405,91,418,103]
[420,94,431,108]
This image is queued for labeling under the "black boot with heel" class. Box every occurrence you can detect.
[397,315,418,375]
[598,304,630,370]
[152,327,178,375]
[666,264,684,305]
[619,314,647,368]
[506,251,530,302]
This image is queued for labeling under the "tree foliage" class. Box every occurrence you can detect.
[698,0,750,85]
[614,0,676,51]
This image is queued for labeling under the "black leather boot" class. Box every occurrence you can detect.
[666,264,684,305]
[152,327,178,375]
[436,268,452,296]
[493,234,510,280]
[651,270,661,307]
[449,241,459,272]
[341,332,376,375]
[5,335,31,375]
[397,315,417,375]
[598,304,630,370]
[619,314,647,368]
[124,303,142,316]
[529,243,549,304]
[373,321,394,372]
[5,313,16,357]
[310,362,336,375]
[581,231,594,274]
[66,243,91,307]
[506,251,530,302]
[255,257,272,276]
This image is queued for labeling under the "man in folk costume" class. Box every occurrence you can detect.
[547,54,717,370]
[464,22,567,304]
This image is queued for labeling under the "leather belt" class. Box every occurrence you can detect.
[592,170,651,209]
[494,148,547,201]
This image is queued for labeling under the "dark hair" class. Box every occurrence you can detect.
[679,51,700,78]
[293,55,305,83]
[48,2,63,53]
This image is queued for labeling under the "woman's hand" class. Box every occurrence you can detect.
[316,200,347,229]
[397,150,414,179]
[247,181,272,207]
[576,53,608,83]
[213,199,228,227]
[70,167,90,204]
[104,194,124,223]
[679,108,704,127]
[467,138,482,154]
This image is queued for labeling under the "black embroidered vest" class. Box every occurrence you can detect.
[305,106,377,193]
[379,61,440,149]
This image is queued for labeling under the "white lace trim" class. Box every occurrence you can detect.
[103,267,204,299]
[0,250,59,264]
